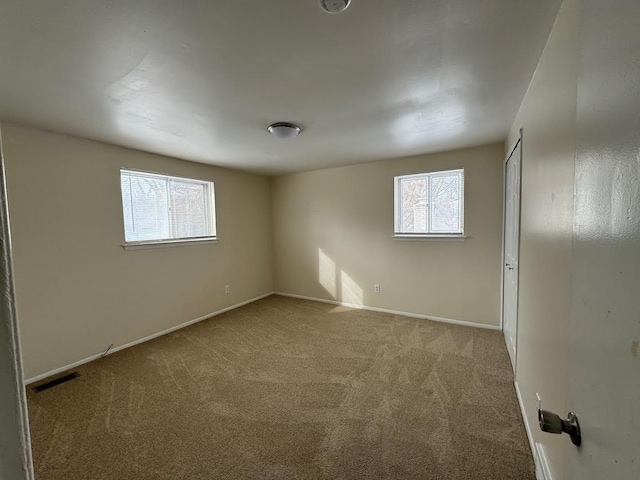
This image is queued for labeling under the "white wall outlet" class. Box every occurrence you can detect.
[224,285,230,294]
[374,284,381,293]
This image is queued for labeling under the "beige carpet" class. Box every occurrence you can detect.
[27,295,534,479]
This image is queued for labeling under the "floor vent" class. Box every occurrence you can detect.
[33,372,79,392]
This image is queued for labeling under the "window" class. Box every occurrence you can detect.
[394,169,464,236]
[120,169,216,245]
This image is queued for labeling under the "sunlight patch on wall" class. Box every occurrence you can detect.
[341,270,363,306]
[318,248,337,298]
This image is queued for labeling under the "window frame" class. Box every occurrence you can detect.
[393,168,465,239]
[119,168,217,249]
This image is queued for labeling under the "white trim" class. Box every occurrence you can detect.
[273,292,501,330]
[122,237,218,250]
[515,381,538,473]
[515,381,553,480]
[24,292,273,385]
[25,290,502,386]
[392,234,467,241]
[536,442,553,480]
[120,167,213,185]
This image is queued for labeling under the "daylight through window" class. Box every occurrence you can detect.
[120,169,216,244]
[394,169,464,235]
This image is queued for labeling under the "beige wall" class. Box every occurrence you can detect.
[271,144,505,327]
[2,123,273,380]
[507,1,579,479]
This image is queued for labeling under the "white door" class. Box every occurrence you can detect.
[565,1,640,478]
[502,140,521,371]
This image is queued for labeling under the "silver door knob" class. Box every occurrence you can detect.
[538,409,581,446]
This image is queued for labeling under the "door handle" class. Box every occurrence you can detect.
[538,408,581,446]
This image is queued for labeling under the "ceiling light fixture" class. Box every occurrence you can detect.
[319,0,351,14]
[267,122,301,139]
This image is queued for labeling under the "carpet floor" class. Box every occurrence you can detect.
[27,295,534,479]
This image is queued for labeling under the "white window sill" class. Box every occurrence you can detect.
[392,234,468,242]
[122,237,218,250]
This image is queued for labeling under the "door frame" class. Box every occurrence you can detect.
[0,126,35,480]
[500,130,523,373]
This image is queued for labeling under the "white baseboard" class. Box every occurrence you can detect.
[536,443,553,480]
[273,291,501,331]
[25,291,499,385]
[24,292,274,385]
[515,381,553,480]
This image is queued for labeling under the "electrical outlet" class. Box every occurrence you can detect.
[225,285,230,294]
[374,284,381,293]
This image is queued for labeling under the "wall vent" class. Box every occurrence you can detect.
[33,372,79,392]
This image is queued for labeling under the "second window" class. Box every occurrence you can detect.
[394,169,464,236]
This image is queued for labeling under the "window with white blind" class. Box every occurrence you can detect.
[120,169,216,245]
[394,169,464,236]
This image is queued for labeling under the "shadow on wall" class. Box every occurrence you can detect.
[318,248,363,306]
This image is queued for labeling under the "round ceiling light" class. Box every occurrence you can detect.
[267,122,301,139]
[319,0,351,14]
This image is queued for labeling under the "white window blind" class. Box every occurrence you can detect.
[394,169,464,235]
[120,169,216,244]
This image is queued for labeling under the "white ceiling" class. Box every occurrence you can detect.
[0,0,561,174]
